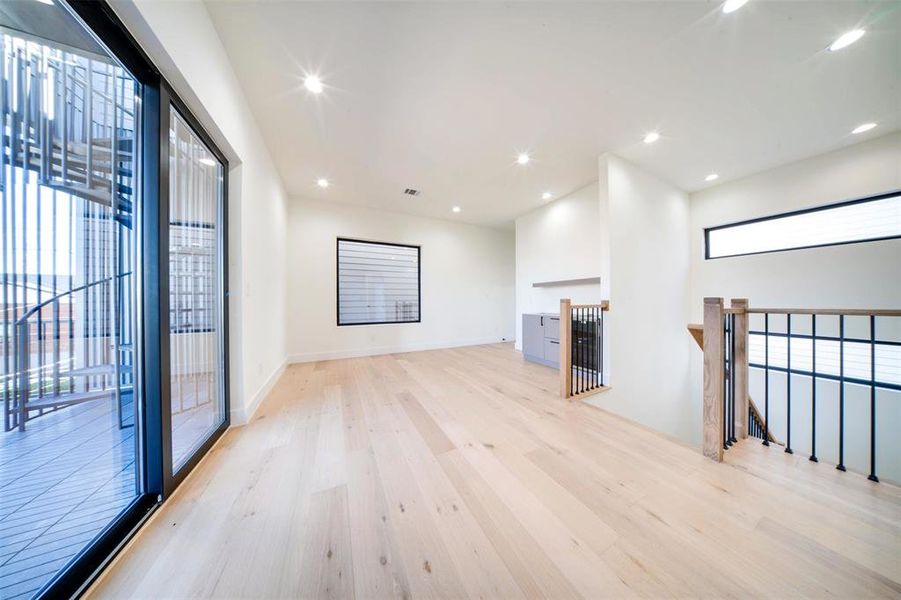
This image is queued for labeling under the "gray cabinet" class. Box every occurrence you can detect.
[522,313,560,368]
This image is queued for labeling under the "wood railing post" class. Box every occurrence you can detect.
[731,298,749,440]
[703,297,724,461]
[560,298,572,398]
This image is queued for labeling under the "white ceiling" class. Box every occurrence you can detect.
[205,1,900,228]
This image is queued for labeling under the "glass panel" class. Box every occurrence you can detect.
[706,192,901,259]
[337,239,420,325]
[0,3,141,597]
[168,108,224,471]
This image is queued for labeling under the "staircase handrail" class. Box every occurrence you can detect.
[14,271,133,328]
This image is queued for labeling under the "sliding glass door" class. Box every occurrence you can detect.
[0,1,230,597]
[166,106,226,475]
[0,3,146,598]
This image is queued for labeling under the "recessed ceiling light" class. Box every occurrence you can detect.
[542,191,552,200]
[643,132,660,144]
[33,0,54,4]
[851,122,877,134]
[304,75,324,94]
[705,173,719,182]
[516,153,530,165]
[722,0,749,14]
[452,206,461,213]
[828,29,865,52]
[317,178,329,188]
[199,157,216,167]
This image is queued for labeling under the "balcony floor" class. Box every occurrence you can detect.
[0,396,136,600]
[89,343,901,599]
[0,389,217,600]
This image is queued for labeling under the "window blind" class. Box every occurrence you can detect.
[337,239,420,325]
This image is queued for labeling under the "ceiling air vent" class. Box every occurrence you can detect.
[404,188,421,196]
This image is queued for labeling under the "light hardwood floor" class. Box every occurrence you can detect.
[88,343,901,599]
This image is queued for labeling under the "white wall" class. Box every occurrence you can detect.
[690,132,901,313]
[586,155,695,443]
[286,198,515,361]
[689,132,901,481]
[514,182,606,351]
[112,0,289,424]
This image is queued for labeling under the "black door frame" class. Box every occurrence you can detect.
[27,1,231,597]
[158,82,231,498]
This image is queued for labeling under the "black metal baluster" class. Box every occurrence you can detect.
[592,307,597,390]
[868,315,878,483]
[584,307,588,392]
[727,315,733,447]
[573,308,577,395]
[575,308,579,394]
[581,308,585,393]
[810,314,818,462]
[723,315,728,449]
[588,307,595,389]
[570,306,574,398]
[580,307,585,394]
[599,306,604,386]
[837,315,846,471]
[785,314,793,454]
[731,314,737,444]
[589,307,595,391]
[763,313,770,446]
[586,307,591,392]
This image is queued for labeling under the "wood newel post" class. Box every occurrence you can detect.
[560,298,572,399]
[703,297,725,461]
[731,298,749,439]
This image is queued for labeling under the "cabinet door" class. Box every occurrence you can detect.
[544,338,561,366]
[522,315,544,358]
[544,316,560,340]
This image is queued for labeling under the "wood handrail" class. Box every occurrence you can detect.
[571,301,610,310]
[746,308,901,317]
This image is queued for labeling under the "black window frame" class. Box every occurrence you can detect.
[336,237,422,327]
[704,189,901,260]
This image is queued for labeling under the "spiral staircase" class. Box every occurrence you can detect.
[1,32,136,432]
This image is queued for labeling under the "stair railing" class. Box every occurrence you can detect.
[2,31,137,432]
[697,298,901,483]
[559,298,609,399]
[5,272,132,431]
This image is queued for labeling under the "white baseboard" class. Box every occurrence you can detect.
[287,337,510,365]
[230,358,287,426]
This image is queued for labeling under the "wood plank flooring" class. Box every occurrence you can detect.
[88,343,901,599]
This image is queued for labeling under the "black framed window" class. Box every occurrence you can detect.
[705,190,901,259]
[337,238,421,326]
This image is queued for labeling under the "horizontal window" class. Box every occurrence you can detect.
[705,190,901,259]
[337,238,421,326]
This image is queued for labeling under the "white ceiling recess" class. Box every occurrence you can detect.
[205,1,901,228]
